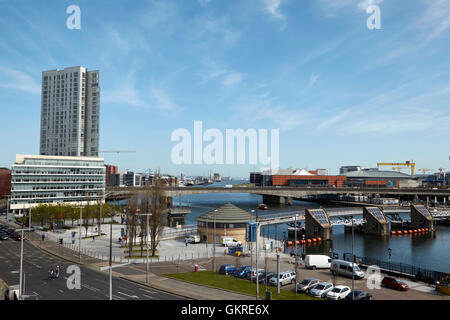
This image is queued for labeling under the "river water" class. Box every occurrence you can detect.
[115,180,450,273]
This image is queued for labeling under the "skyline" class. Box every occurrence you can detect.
[0,0,449,176]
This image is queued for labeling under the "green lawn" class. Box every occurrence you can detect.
[163,271,320,300]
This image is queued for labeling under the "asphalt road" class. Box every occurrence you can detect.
[0,238,182,300]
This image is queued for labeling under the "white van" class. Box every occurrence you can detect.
[330,259,365,279]
[221,236,242,247]
[305,255,331,270]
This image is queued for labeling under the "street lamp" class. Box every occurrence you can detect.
[75,206,84,263]
[388,248,392,269]
[213,209,217,273]
[351,215,355,300]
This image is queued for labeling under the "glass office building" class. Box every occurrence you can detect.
[10,154,105,212]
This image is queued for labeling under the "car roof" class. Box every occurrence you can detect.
[304,278,318,281]
[334,285,350,289]
[317,282,333,285]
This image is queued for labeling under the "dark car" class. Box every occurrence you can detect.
[0,225,8,230]
[344,290,373,300]
[381,276,408,291]
[219,265,238,276]
[6,228,15,235]
[234,266,252,278]
[12,232,25,241]
[254,272,276,284]
[0,232,9,241]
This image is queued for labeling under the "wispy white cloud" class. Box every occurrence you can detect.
[0,66,40,94]
[149,82,177,111]
[222,73,244,87]
[264,0,287,28]
[417,0,450,43]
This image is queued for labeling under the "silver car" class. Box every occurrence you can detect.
[309,282,334,298]
[296,278,320,293]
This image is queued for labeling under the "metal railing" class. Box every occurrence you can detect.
[343,253,450,284]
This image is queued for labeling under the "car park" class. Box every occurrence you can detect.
[344,290,373,300]
[309,282,334,298]
[326,285,351,300]
[269,271,296,286]
[296,278,320,293]
[219,264,238,276]
[330,259,365,279]
[381,276,408,291]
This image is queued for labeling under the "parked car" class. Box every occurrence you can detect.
[330,259,365,279]
[381,276,408,291]
[6,228,15,235]
[269,271,296,286]
[184,235,200,244]
[309,282,334,298]
[12,232,25,241]
[305,255,331,270]
[344,290,373,300]
[221,236,242,247]
[234,265,252,278]
[296,278,320,293]
[326,285,351,300]
[248,268,265,281]
[218,265,238,276]
[252,271,276,284]
[0,232,9,241]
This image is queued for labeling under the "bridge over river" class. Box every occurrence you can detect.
[106,186,450,205]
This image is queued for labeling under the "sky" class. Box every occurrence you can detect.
[0,0,449,177]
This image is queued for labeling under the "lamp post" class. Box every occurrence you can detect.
[75,206,84,263]
[351,215,355,300]
[213,209,217,273]
[388,248,392,270]
[136,212,153,284]
[294,213,298,296]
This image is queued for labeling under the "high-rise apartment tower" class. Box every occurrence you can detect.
[40,66,100,156]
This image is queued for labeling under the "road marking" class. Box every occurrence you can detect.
[118,286,134,293]
[82,284,101,292]
[59,289,64,294]
[138,288,157,294]
[112,295,125,300]
[142,294,156,300]
[117,291,139,299]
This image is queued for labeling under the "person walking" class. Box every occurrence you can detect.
[42,234,45,242]
[55,265,60,278]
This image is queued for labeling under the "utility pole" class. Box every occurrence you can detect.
[75,207,84,263]
[213,209,217,273]
[294,213,298,296]
[109,219,112,300]
[351,215,355,300]
[256,208,259,300]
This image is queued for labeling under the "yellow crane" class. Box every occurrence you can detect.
[377,161,415,176]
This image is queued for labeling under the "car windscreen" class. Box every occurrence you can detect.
[331,288,341,293]
[315,285,325,290]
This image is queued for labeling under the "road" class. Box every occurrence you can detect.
[0,238,182,300]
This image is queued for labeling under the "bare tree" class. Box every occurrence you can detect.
[145,173,167,257]
[125,194,139,257]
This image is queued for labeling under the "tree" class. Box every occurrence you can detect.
[144,173,167,257]
[125,194,139,257]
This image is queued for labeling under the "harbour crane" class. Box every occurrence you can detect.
[99,150,136,165]
[377,161,415,176]
[418,168,434,176]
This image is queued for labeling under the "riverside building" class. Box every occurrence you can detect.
[10,154,105,213]
[40,66,100,157]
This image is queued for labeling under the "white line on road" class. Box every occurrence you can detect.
[118,286,134,293]
[112,295,125,300]
[138,288,157,294]
[117,291,139,299]
[142,294,156,300]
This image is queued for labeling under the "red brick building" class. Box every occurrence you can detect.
[0,168,11,198]
[105,165,118,186]
[272,175,347,187]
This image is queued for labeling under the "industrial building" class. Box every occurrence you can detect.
[343,169,419,188]
[9,154,105,212]
[105,165,118,187]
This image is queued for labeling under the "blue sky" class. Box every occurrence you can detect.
[0,0,449,176]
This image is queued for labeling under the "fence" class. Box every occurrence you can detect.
[343,253,450,284]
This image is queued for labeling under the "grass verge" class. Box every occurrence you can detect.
[163,271,320,300]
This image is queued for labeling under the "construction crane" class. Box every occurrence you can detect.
[377,161,415,176]
[418,168,434,176]
[99,150,136,165]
